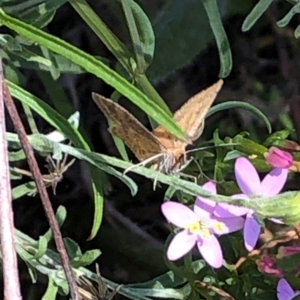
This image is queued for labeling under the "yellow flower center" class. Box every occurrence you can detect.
[185,221,212,238]
[187,222,200,233]
[213,221,225,231]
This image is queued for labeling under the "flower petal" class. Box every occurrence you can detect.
[167,230,197,261]
[211,216,245,235]
[195,182,217,215]
[265,147,293,169]
[193,204,211,219]
[270,218,284,224]
[161,201,198,228]
[235,157,261,196]
[278,245,300,258]
[197,234,223,268]
[260,168,288,197]
[277,278,296,300]
[243,213,261,251]
[214,194,249,217]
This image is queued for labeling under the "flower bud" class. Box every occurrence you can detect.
[265,147,293,168]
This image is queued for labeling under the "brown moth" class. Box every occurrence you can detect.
[92,79,223,174]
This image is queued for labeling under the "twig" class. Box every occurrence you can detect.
[233,227,300,270]
[3,81,81,299]
[0,57,22,299]
[194,280,235,300]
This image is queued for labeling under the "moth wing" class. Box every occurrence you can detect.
[173,79,223,141]
[153,79,223,151]
[92,93,165,161]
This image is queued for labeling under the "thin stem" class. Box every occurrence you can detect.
[3,81,81,300]
[0,57,22,300]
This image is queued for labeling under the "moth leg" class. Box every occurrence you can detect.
[174,157,193,173]
[123,153,163,174]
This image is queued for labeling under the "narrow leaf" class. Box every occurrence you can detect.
[0,9,184,139]
[203,0,232,77]
[121,0,155,72]
[242,0,274,32]
[42,277,58,300]
[277,2,300,28]
[207,100,272,133]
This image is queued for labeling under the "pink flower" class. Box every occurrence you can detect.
[277,245,300,258]
[265,147,293,169]
[197,182,249,218]
[234,157,288,251]
[277,278,300,300]
[256,255,283,277]
[161,182,244,268]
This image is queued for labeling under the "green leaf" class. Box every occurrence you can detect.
[277,2,300,28]
[64,237,82,260]
[72,249,101,268]
[2,0,67,28]
[295,24,300,38]
[40,45,60,79]
[242,0,274,32]
[7,80,105,238]
[1,33,109,76]
[42,277,58,300]
[51,273,69,295]
[0,33,22,51]
[70,0,171,114]
[87,170,106,240]
[121,0,155,73]
[208,100,272,133]
[69,0,133,74]
[43,205,67,241]
[256,191,300,225]
[125,283,191,299]
[34,236,48,259]
[9,134,137,196]
[263,129,291,147]
[1,35,52,66]
[164,185,178,200]
[12,181,37,199]
[9,167,23,179]
[1,53,26,84]
[128,269,186,289]
[8,81,87,148]
[223,149,242,162]
[8,132,300,224]
[203,0,232,77]
[0,9,185,139]
[16,245,38,283]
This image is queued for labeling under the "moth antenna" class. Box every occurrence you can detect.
[185,142,240,154]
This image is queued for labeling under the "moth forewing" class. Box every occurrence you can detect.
[92,93,165,162]
[173,79,223,141]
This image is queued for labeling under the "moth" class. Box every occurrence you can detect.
[92,79,223,174]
